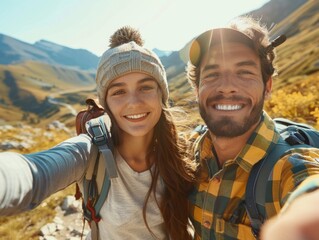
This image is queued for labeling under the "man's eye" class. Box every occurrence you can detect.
[238,70,253,76]
[204,72,220,80]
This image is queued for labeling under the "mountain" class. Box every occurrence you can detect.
[0,34,98,126]
[165,0,317,92]
[266,0,319,89]
[0,60,96,124]
[245,0,308,28]
[152,48,173,57]
[0,0,318,126]
[0,34,99,71]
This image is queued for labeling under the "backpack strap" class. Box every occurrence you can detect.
[245,138,291,238]
[245,122,314,237]
[82,116,118,240]
[87,117,117,179]
[189,125,208,163]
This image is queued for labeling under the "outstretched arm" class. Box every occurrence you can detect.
[261,183,319,240]
[0,134,93,216]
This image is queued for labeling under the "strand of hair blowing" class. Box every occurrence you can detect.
[143,109,194,240]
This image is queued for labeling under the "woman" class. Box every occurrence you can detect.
[0,27,196,239]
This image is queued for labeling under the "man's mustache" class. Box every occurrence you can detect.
[206,95,251,105]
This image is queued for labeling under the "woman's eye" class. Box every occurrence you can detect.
[112,89,125,95]
[141,85,155,91]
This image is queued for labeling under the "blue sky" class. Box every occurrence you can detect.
[0,0,269,56]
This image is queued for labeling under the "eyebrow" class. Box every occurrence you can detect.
[202,60,258,72]
[202,64,219,72]
[237,60,258,68]
[108,77,156,90]
[138,77,156,84]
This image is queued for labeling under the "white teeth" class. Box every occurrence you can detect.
[215,104,242,111]
[126,113,147,119]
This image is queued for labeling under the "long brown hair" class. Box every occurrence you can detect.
[104,103,196,239]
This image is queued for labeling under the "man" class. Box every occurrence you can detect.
[187,16,319,240]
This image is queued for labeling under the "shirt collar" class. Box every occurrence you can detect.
[236,111,280,172]
[198,111,280,173]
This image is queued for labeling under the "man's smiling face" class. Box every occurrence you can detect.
[197,41,271,137]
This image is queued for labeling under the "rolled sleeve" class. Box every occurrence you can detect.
[279,149,319,212]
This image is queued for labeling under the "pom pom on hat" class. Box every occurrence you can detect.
[96,26,168,109]
[109,26,144,48]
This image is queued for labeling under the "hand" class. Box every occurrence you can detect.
[261,189,319,240]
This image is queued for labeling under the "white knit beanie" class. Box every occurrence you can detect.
[96,27,168,109]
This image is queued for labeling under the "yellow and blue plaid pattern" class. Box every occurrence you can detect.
[188,112,319,240]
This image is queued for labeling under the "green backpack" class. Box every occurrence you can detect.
[245,118,319,237]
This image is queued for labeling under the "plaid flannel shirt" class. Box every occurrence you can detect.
[188,112,319,240]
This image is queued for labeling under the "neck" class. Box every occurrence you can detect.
[117,133,154,172]
[210,122,259,167]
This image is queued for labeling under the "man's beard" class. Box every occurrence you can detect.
[199,94,264,138]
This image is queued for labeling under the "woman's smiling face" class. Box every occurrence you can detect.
[106,72,163,138]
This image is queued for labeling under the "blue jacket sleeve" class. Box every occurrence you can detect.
[0,134,93,216]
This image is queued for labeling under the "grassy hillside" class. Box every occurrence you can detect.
[264,0,319,127]
[246,0,308,27]
[271,0,319,89]
[0,61,95,96]
[0,61,96,125]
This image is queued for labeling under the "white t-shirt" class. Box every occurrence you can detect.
[87,151,168,240]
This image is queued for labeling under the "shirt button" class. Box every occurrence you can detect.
[203,220,211,228]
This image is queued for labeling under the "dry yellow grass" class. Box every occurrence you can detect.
[0,127,75,239]
[0,186,75,240]
[265,71,319,127]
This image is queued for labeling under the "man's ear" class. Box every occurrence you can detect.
[265,77,272,99]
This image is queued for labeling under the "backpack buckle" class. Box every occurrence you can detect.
[91,124,106,145]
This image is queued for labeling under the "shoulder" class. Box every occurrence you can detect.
[54,134,94,153]
[273,148,319,183]
[275,147,319,165]
[58,134,92,145]
[284,148,319,165]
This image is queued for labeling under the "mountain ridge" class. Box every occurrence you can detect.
[0,33,99,71]
[0,0,318,126]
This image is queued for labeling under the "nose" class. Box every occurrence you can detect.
[126,91,143,105]
[215,72,238,94]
